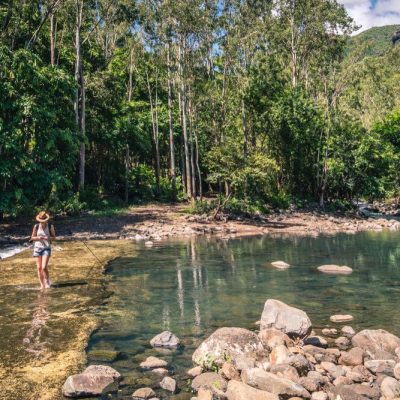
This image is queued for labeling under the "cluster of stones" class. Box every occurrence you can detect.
[188,299,400,400]
[62,300,400,399]
[62,331,180,399]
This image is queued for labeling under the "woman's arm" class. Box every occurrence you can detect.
[31,225,40,241]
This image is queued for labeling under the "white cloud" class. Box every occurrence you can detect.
[339,0,400,33]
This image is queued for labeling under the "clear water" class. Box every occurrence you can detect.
[88,231,400,399]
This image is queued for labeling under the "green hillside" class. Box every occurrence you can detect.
[347,24,400,57]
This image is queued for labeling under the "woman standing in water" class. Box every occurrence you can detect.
[31,211,56,289]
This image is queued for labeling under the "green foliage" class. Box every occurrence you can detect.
[0,47,78,217]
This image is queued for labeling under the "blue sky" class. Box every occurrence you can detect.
[340,0,400,33]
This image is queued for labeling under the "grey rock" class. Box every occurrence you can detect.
[225,380,279,400]
[242,367,310,398]
[320,362,345,379]
[317,265,353,274]
[364,359,396,376]
[260,299,312,339]
[259,328,294,349]
[321,328,338,338]
[62,365,120,398]
[132,387,156,399]
[339,347,364,366]
[160,376,176,393]
[352,329,400,360]
[335,336,351,350]
[192,327,266,367]
[287,354,314,376]
[341,326,356,338]
[62,374,114,398]
[394,363,400,380]
[191,372,227,393]
[381,376,400,398]
[329,315,354,323]
[140,356,168,370]
[270,363,300,382]
[150,331,180,349]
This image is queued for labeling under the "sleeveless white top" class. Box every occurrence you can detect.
[34,224,51,250]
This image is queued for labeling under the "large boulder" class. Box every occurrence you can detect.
[225,380,279,400]
[62,365,120,398]
[192,327,266,367]
[150,331,180,349]
[352,329,400,360]
[338,347,364,366]
[260,299,312,339]
[241,368,310,398]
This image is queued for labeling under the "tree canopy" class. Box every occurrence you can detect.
[0,0,399,217]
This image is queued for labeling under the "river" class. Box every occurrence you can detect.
[86,230,400,399]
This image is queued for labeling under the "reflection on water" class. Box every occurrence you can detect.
[87,230,400,398]
[23,291,50,356]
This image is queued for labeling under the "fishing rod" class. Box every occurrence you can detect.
[66,230,105,277]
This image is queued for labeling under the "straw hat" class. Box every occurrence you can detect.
[36,211,50,223]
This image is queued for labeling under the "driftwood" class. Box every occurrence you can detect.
[212,192,232,220]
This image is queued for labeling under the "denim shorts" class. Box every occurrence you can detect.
[33,247,51,257]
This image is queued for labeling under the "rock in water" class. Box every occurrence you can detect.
[317,265,353,274]
[241,368,310,398]
[150,331,180,349]
[352,329,400,360]
[160,376,176,393]
[140,356,168,369]
[270,261,290,269]
[330,314,354,323]
[144,241,154,247]
[132,387,156,399]
[225,380,279,400]
[260,299,312,338]
[192,327,266,367]
[62,365,120,398]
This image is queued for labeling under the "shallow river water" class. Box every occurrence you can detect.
[87,231,400,399]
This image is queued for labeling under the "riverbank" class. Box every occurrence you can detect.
[0,240,133,400]
[1,203,399,247]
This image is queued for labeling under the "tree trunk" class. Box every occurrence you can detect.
[167,41,176,201]
[188,95,196,199]
[178,36,192,199]
[75,0,85,190]
[50,12,56,66]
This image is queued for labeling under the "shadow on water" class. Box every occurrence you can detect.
[87,230,400,399]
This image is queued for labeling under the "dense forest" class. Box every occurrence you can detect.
[0,0,399,217]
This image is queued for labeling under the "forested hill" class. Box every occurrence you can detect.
[1,1,400,219]
[347,24,400,58]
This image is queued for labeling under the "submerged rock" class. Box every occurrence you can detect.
[317,265,353,274]
[150,331,180,349]
[260,299,312,338]
[270,261,290,269]
[225,380,279,400]
[160,376,176,393]
[329,314,354,323]
[140,356,168,370]
[132,387,156,399]
[352,329,400,360]
[192,327,266,367]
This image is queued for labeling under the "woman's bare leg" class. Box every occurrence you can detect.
[42,255,51,288]
[36,257,45,290]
